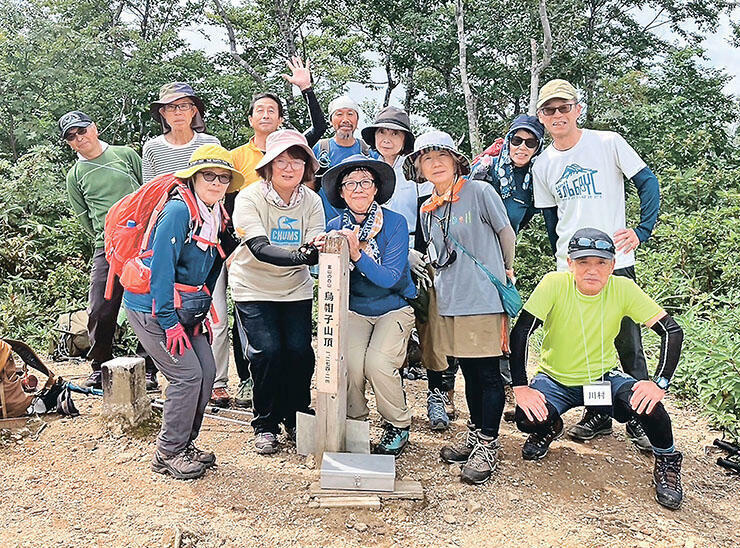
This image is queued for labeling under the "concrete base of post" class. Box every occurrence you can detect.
[101,357,151,427]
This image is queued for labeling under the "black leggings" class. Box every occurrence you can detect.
[427,357,458,392]
[458,357,505,438]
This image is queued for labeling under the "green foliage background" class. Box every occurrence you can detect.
[1,0,739,439]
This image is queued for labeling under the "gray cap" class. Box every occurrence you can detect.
[568,228,615,260]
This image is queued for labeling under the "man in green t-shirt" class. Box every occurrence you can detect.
[60,111,154,389]
[509,227,685,509]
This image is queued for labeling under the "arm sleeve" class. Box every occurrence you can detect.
[65,171,95,239]
[149,203,190,330]
[245,236,315,266]
[353,216,408,289]
[541,206,559,256]
[630,166,660,243]
[301,88,328,148]
[649,314,683,382]
[509,310,543,386]
[142,141,155,183]
[479,183,515,269]
[413,195,428,252]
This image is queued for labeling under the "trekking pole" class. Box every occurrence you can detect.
[150,401,251,427]
[65,382,103,397]
[713,438,740,474]
[713,438,740,456]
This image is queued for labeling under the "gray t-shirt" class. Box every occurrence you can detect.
[421,179,514,316]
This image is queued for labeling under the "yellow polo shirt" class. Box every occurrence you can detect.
[229,137,264,192]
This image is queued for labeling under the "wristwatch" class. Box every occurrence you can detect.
[653,376,670,391]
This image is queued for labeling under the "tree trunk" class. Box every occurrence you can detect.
[212,0,266,87]
[455,0,481,155]
[528,0,553,115]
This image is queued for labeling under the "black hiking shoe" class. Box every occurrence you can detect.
[653,451,683,509]
[460,433,500,484]
[567,408,612,440]
[84,370,102,389]
[440,425,477,464]
[626,418,652,453]
[185,442,216,468]
[522,417,564,461]
[151,449,206,480]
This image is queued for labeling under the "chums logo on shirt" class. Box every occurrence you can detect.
[555,164,601,201]
[270,216,301,246]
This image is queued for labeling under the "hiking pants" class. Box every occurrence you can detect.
[210,265,250,388]
[126,309,216,456]
[88,248,154,373]
[613,266,648,381]
[235,300,314,434]
[346,307,414,429]
[458,356,505,439]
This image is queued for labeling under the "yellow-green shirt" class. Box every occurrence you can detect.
[524,271,662,386]
[229,137,263,192]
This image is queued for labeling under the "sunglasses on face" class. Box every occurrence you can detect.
[510,135,539,149]
[538,103,577,117]
[161,103,195,113]
[273,158,306,171]
[199,171,232,185]
[64,127,88,141]
[341,179,375,191]
[571,237,615,253]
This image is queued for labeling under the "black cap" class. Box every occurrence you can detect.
[58,111,93,138]
[568,228,616,260]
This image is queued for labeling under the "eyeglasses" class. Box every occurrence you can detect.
[273,158,306,171]
[199,171,233,185]
[64,127,88,141]
[510,135,539,149]
[161,103,195,113]
[570,237,615,253]
[538,103,577,116]
[341,179,375,191]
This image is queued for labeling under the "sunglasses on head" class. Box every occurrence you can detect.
[64,127,88,141]
[571,237,615,253]
[538,103,577,117]
[510,135,539,149]
[199,170,232,185]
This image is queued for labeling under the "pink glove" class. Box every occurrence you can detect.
[194,318,213,344]
[165,323,192,356]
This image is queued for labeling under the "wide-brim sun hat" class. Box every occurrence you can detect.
[403,130,470,183]
[360,106,415,156]
[174,144,245,189]
[254,129,319,173]
[567,227,616,260]
[322,154,396,209]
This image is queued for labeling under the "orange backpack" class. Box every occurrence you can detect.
[103,173,226,300]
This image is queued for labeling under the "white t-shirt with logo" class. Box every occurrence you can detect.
[532,129,646,270]
[230,183,324,302]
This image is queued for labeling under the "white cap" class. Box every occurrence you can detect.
[328,95,360,117]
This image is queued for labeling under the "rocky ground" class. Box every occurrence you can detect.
[1,357,739,548]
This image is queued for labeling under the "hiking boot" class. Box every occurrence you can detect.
[427,389,450,431]
[443,390,456,420]
[626,418,652,453]
[185,442,216,468]
[461,434,501,484]
[522,417,564,460]
[285,426,297,443]
[440,426,477,464]
[84,369,102,389]
[209,387,230,408]
[254,432,279,455]
[151,449,206,480]
[653,451,683,509]
[567,408,612,441]
[234,379,253,408]
[145,370,159,391]
[374,424,410,456]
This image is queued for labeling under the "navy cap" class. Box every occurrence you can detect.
[58,111,93,138]
[568,228,616,260]
[507,114,545,142]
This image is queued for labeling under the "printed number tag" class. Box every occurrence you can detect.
[583,381,612,407]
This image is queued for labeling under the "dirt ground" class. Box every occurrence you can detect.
[1,356,739,548]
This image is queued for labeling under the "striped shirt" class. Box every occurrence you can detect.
[141,132,221,182]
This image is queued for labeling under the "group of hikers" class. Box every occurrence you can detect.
[60,58,685,510]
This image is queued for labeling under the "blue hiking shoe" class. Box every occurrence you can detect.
[374,423,410,456]
[427,389,450,431]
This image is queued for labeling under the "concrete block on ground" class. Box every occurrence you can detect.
[101,357,150,426]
